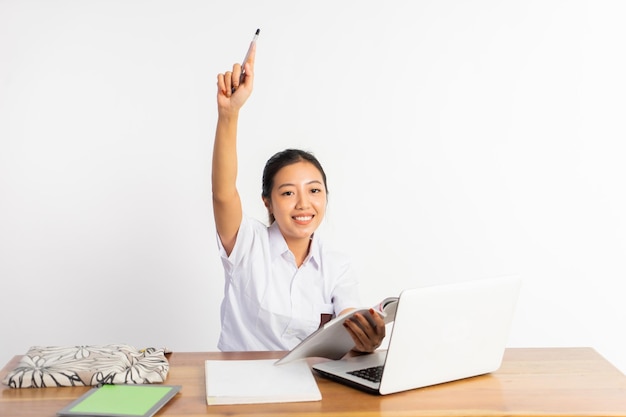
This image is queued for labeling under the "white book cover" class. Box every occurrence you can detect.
[205,359,321,405]
[275,297,399,365]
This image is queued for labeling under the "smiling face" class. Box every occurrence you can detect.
[263,160,327,246]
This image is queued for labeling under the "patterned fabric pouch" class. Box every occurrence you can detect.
[2,344,170,388]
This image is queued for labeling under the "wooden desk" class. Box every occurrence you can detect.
[2,348,626,416]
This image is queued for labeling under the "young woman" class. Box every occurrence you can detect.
[212,43,385,353]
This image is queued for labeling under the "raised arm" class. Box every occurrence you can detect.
[212,44,256,255]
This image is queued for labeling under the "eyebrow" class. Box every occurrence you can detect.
[277,180,324,190]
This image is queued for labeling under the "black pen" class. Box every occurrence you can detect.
[232,28,260,93]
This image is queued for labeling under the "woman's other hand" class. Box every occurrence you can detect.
[343,308,386,354]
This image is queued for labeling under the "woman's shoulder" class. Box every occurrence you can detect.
[242,215,265,226]
[313,234,353,268]
[240,214,271,234]
[229,215,271,250]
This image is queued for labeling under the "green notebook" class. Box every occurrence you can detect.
[57,384,181,417]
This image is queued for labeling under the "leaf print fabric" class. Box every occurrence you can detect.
[2,344,170,388]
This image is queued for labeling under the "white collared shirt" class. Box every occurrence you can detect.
[216,216,360,351]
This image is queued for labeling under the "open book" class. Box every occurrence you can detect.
[275,297,398,365]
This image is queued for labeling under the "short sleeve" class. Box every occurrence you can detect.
[327,253,361,315]
[216,216,253,271]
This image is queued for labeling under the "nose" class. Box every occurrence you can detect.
[296,193,310,209]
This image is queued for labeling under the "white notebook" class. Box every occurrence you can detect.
[204,359,321,405]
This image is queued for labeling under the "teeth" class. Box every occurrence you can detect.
[294,216,312,221]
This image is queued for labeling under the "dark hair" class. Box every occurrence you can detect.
[262,149,328,224]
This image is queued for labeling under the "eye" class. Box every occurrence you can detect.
[310,188,323,194]
[281,191,294,196]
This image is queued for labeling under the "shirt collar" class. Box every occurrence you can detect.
[268,222,321,269]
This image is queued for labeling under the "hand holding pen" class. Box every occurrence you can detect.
[216,29,259,112]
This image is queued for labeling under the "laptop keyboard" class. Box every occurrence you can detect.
[348,365,384,383]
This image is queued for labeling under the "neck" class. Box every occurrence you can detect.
[286,236,312,267]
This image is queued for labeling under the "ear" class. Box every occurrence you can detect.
[262,196,271,212]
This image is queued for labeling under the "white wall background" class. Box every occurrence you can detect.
[1,0,625,374]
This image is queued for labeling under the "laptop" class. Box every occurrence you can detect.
[312,274,521,395]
